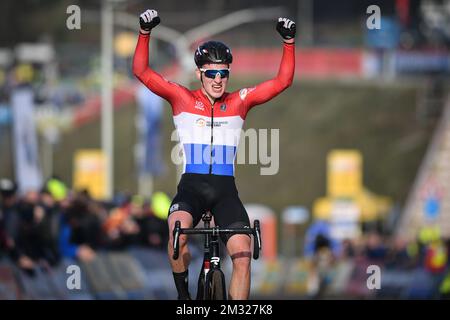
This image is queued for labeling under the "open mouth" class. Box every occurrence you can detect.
[212,84,222,93]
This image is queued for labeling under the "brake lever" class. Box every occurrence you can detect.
[253,220,261,260]
[172,220,181,260]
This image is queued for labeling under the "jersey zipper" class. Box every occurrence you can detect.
[209,102,214,174]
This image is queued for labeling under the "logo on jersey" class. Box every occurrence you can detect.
[196,118,206,127]
[169,204,179,214]
[239,87,256,101]
[195,100,205,111]
[213,120,228,127]
[239,88,248,101]
[220,103,227,111]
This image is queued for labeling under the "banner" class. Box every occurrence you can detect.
[366,17,400,49]
[73,150,107,200]
[330,199,361,240]
[11,87,42,193]
[135,84,164,176]
[327,150,362,198]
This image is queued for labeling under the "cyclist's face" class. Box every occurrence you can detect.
[197,63,229,101]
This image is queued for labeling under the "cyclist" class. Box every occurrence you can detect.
[133,9,295,300]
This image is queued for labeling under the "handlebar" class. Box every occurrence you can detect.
[172,220,262,260]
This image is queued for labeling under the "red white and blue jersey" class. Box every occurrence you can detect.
[133,33,295,176]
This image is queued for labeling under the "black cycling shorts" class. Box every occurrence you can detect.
[168,173,250,245]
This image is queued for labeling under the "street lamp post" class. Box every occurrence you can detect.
[298,0,314,46]
[101,0,114,199]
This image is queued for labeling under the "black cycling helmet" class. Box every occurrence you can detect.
[194,41,233,67]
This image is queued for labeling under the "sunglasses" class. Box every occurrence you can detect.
[200,68,230,79]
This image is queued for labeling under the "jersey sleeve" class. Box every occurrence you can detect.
[239,42,295,115]
[132,33,185,105]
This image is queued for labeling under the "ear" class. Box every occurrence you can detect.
[195,68,201,81]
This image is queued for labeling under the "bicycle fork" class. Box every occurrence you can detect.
[197,221,222,298]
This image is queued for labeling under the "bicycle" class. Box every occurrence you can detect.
[172,212,262,300]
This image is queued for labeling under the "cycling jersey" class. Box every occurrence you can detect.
[133,33,295,176]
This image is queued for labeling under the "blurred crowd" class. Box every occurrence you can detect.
[2,175,450,299]
[0,177,169,275]
[304,226,450,299]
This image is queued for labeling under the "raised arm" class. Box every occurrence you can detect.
[240,18,296,112]
[132,10,180,103]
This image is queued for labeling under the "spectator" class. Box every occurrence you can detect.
[131,195,168,250]
[340,238,356,259]
[385,237,414,269]
[103,193,140,249]
[0,178,26,266]
[14,190,60,269]
[424,239,448,274]
[58,192,101,263]
[312,234,335,299]
[364,232,388,262]
[37,186,62,266]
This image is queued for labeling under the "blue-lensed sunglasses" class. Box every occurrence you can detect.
[200,68,230,79]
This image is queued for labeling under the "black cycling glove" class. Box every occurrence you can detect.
[276,17,296,41]
[139,9,161,32]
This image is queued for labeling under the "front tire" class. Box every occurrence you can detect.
[206,269,227,300]
[196,269,206,300]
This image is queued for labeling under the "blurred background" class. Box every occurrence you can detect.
[0,0,449,299]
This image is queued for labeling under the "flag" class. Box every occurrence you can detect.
[11,87,43,193]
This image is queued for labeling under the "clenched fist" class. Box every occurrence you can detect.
[276,17,296,41]
[139,9,160,32]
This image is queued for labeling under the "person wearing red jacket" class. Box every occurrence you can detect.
[133,9,295,300]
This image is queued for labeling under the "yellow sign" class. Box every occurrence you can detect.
[313,197,332,220]
[327,150,362,198]
[0,69,5,86]
[114,32,137,58]
[15,64,34,83]
[73,150,107,200]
